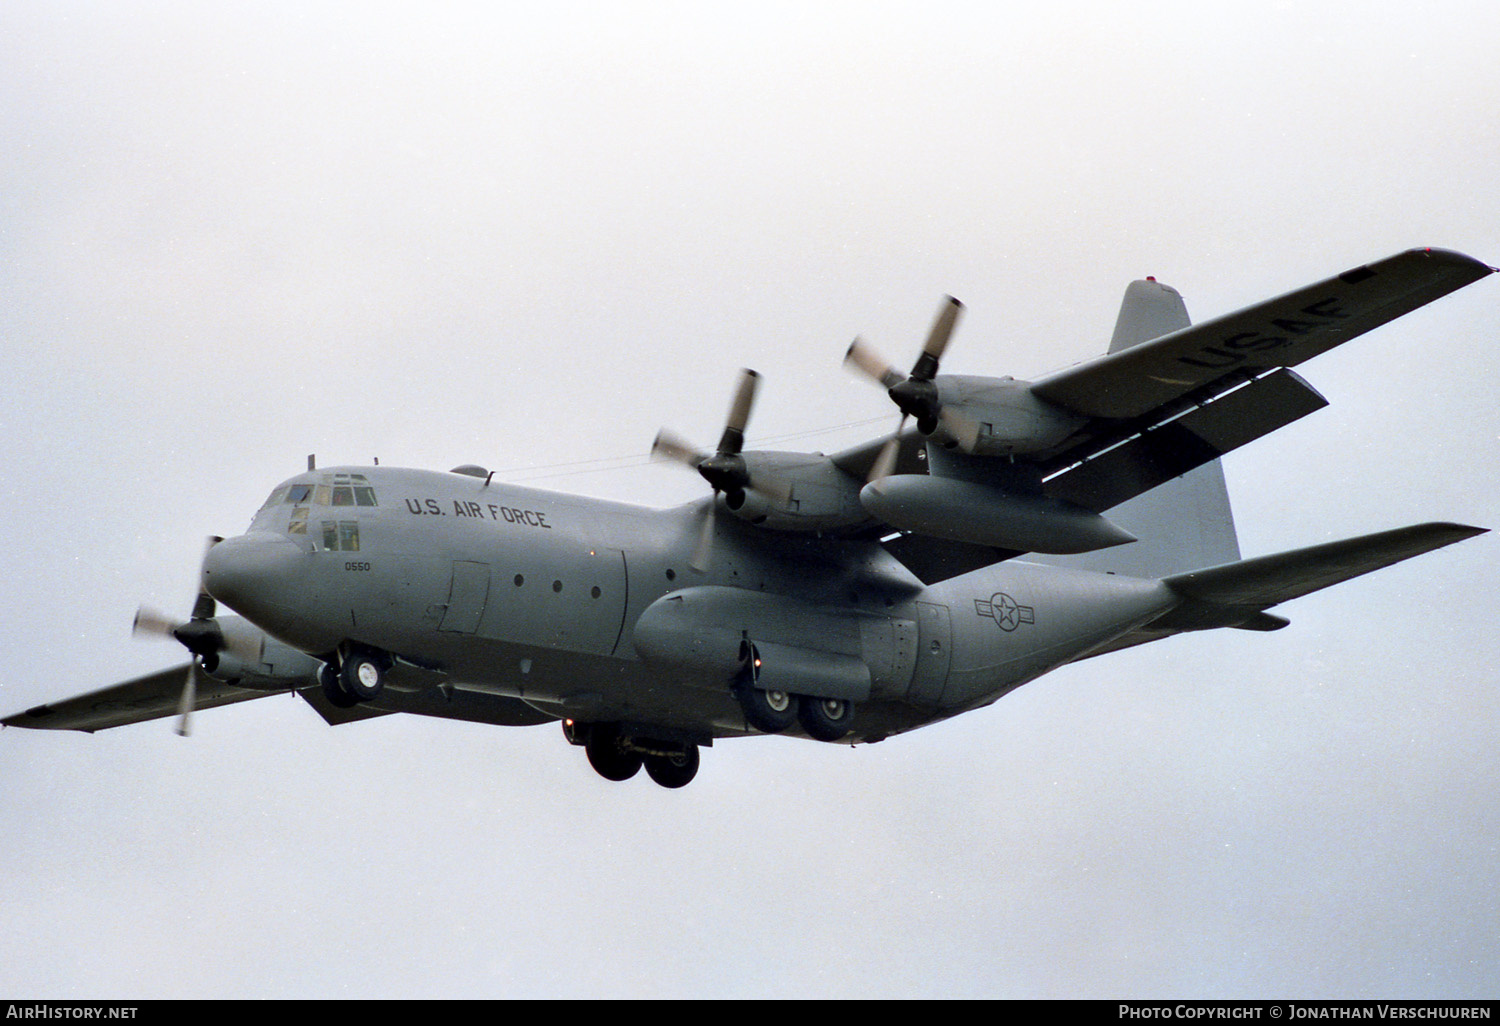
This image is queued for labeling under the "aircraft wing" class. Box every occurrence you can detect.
[298,684,559,728]
[1,663,276,733]
[1031,248,1493,420]
[829,427,928,481]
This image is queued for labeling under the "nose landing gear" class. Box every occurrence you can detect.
[319,644,392,708]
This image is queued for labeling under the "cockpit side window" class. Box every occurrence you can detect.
[320,520,361,551]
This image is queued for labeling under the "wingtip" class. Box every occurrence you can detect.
[1408,522,1490,550]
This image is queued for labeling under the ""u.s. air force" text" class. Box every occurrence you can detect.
[1176,297,1349,369]
[404,498,552,528]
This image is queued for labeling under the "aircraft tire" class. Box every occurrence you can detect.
[319,662,361,708]
[643,746,700,789]
[735,684,798,734]
[341,648,386,701]
[585,727,643,782]
[797,696,855,742]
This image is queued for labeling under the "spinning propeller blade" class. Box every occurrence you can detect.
[653,368,790,570]
[845,295,966,480]
[132,536,245,736]
[175,661,198,737]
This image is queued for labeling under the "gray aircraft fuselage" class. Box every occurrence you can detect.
[205,464,1177,743]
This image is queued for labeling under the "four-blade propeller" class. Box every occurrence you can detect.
[132,536,256,736]
[845,295,979,480]
[652,368,789,571]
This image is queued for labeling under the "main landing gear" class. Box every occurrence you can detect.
[566,721,702,789]
[732,681,856,742]
[320,644,391,708]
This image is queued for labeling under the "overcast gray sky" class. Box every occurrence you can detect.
[2,0,1497,999]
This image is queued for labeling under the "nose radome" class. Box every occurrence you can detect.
[202,532,305,620]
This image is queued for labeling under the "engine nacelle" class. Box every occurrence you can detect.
[723,451,871,533]
[929,375,1086,455]
[201,616,324,690]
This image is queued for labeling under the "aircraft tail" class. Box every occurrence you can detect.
[1072,521,1485,663]
[1032,278,1242,577]
[1153,522,1486,631]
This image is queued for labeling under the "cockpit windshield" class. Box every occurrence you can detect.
[262,473,378,511]
[256,473,379,536]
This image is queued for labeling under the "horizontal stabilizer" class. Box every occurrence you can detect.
[1155,522,1486,629]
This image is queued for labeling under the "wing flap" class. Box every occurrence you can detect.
[880,534,1019,584]
[1045,367,1329,511]
[1032,248,1493,420]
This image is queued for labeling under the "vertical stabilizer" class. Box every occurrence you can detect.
[1031,278,1241,577]
[1108,278,1189,354]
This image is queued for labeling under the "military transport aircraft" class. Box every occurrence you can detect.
[4,248,1493,788]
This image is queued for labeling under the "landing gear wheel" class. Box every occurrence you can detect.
[735,684,799,734]
[644,746,700,789]
[586,727,643,782]
[320,661,361,708]
[341,648,386,701]
[798,696,855,742]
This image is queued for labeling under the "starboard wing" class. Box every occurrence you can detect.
[1031,248,1493,420]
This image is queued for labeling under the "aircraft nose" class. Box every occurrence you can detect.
[202,532,306,622]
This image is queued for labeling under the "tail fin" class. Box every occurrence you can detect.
[1033,278,1241,576]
